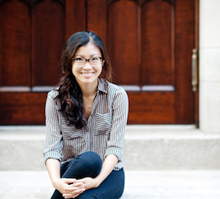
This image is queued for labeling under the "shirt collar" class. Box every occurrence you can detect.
[98,78,108,94]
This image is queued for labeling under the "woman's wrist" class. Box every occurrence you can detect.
[52,178,61,189]
[93,177,102,188]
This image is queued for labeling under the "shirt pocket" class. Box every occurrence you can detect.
[94,112,111,136]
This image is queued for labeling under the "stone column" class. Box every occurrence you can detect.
[199,0,220,133]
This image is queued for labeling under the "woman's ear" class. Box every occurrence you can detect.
[102,60,105,66]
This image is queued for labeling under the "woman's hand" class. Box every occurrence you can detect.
[77,177,100,190]
[53,178,85,199]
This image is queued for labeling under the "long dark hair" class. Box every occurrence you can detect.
[55,31,112,129]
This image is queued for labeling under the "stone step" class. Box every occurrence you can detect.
[1,170,220,199]
[0,125,220,170]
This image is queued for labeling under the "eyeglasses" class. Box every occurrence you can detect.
[72,57,102,67]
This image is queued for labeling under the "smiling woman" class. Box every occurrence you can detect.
[43,31,129,199]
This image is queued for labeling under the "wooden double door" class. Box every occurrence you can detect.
[0,0,198,125]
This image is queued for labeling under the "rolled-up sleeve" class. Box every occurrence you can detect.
[105,88,129,163]
[43,91,63,163]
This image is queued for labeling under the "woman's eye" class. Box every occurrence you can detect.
[76,58,83,61]
[92,57,99,61]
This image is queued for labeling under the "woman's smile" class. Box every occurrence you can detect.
[81,71,95,78]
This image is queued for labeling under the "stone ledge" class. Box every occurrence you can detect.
[0,126,220,170]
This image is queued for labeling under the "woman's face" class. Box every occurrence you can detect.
[72,42,103,87]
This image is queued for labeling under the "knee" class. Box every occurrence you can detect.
[77,151,102,172]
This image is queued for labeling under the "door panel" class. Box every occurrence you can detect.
[87,0,107,44]
[141,0,174,85]
[32,0,65,86]
[0,92,47,125]
[0,0,197,125]
[128,92,175,124]
[108,0,140,85]
[0,0,31,87]
[65,0,86,40]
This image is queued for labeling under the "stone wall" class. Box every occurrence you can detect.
[199,0,220,133]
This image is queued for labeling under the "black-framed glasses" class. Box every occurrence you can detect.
[72,57,102,67]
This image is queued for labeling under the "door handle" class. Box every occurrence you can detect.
[192,48,198,92]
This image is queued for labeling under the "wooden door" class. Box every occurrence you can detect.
[0,0,65,124]
[0,0,197,125]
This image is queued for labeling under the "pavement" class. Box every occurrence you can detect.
[0,170,220,199]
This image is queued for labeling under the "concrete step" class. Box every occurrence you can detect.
[1,170,220,199]
[0,125,220,170]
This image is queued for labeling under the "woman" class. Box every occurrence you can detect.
[43,31,128,199]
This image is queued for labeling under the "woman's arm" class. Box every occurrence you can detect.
[46,158,85,198]
[46,158,62,188]
[94,154,118,186]
[105,88,128,165]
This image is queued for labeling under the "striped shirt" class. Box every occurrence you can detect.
[43,78,129,170]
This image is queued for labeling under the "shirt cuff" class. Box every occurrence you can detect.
[43,151,63,164]
[105,146,123,162]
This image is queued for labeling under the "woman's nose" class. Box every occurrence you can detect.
[83,61,92,69]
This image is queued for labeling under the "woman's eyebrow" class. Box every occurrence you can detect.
[75,54,100,57]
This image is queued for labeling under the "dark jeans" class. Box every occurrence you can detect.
[51,151,125,199]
